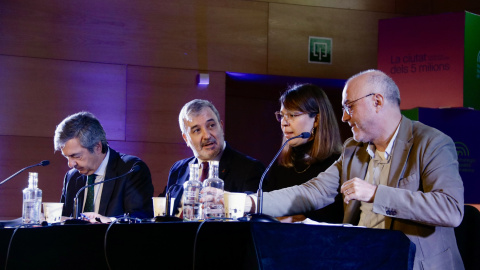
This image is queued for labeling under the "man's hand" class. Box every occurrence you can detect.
[199,186,224,205]
[340,178,377,204]
[81,212,111,223]
[276,214,307,223]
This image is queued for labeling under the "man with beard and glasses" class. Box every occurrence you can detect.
[242,70,464,270]
[163,99,265,217]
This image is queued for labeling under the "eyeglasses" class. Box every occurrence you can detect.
[274,111,307,122]
[342,93,375,115]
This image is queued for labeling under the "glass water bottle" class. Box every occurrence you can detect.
[202,161,224,219]
[22,172,43,225]
[183,163,202,221]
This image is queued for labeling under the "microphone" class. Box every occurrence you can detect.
[69,165,141,221]
[248,132,311,222]
[0,160,50,187]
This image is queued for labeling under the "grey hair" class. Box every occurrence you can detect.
[347,69,401,106]
[178,99,221,134]
[54,111,108,153]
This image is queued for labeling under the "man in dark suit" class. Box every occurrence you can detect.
[165,99,264,216]
[55,111,154,222]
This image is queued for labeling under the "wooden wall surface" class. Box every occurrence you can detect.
[0,0,478,218]
[267,4,397,79]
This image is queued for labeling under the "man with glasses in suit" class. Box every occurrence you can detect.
[245,69,464,270]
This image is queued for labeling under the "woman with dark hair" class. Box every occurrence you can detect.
[264,83,344,223]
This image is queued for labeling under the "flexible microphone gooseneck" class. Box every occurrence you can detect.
[0,160,50,187]
[248,132,311,222]
[71,165,141,220]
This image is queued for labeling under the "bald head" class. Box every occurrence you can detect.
[342,69,403,150]
[346,69,401,108]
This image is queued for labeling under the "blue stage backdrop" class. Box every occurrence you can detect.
[402,107,479,204]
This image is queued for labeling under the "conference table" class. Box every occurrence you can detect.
[0,220,415,269]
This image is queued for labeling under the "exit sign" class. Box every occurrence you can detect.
[309,37,332,64]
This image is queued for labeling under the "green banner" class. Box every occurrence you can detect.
[464,12,480,110]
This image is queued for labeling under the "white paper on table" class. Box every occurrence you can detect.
[296,218,366,228]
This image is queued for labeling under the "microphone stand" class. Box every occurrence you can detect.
[247,132,311,222]
[0,160,50,187]
[155,184,183,222]
[65,166,140,225]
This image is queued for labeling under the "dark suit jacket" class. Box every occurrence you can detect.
[61,148,154,219]
[165,142,265,215]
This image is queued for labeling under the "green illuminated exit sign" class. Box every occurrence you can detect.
[309,36,332,64]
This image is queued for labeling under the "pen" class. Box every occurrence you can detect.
[80,213,90,221]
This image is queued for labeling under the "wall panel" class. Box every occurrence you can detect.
[107,141,192,198]
[433,1,480,14]
[0,136,68,219]
[0,0,268,74]
[0,55,127,140]
[126,66,226,144]
[396,0,480,15]
[251,0,396,12]
[267,4,399,79]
